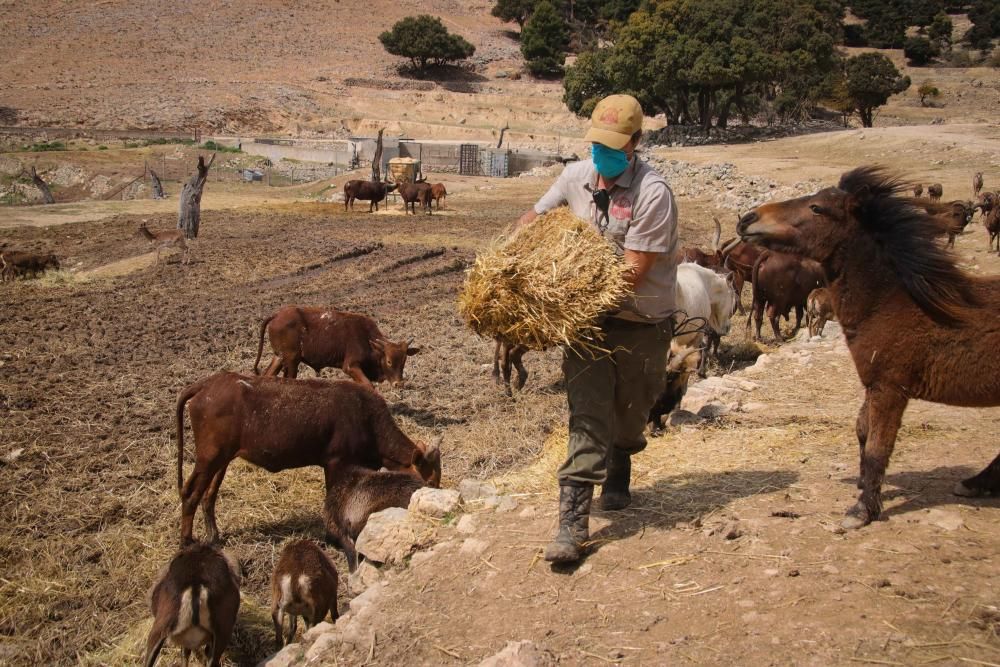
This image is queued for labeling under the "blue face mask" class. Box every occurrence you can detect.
[591,142,630,179]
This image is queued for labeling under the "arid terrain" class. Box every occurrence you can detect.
[1,2,1000,665]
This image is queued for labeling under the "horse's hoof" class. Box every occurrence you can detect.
[841,504,872,530]
[953,480,988,497]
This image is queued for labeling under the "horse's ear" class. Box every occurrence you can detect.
[846,184,872,216]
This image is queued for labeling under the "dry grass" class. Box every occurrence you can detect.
[458,207,630,353]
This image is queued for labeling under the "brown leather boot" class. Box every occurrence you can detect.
[544,483,593,563]
[599,448,631,511]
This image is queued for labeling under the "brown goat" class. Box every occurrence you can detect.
[927,183,943,202]
[144,542,240,667]
[322,465,426,572]
[738,166,1000,530]
[138,221,190,264]
[679,218,724,270]
[492,338,529,396]
[175,372,441,544]
[973,172,983,199]
[647,346,701,434]
[913,183,923,198]
[270,539,339,647]
[938,200,976,248]
[805,287,835,337]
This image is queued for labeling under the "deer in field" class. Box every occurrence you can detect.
[137,220,190,264]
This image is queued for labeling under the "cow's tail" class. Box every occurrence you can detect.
[253,314,275,375]
[176,377,210,493]
[747,250,771,330]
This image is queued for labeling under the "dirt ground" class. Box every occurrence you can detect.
[1,126,999,666]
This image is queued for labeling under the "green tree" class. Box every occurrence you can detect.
[965,0,1000,50]
[844,52,911,127]
[917,82,941,106]
[904,36,939,65]
[491,0,538,29]
[521,1,569,76]
[562,0,842,131]
[379,15,475,72]
[928,12,953,47]
[563,49,613,116]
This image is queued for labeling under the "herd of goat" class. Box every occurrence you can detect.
[3,170,999,666]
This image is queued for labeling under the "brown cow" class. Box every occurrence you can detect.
[322,465,427,571]
[749,249,826,342]
[175,372,441,544]
[144,542,241,667]
[344,180,398,213]
[720,238,763,315]
[430,183,447,209]
[399,181,432,215]
[0,250,59,281]
[254,306,420,388]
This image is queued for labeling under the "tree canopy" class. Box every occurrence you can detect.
[521,1,570,76]
[562,0,843,131]
[843,52,911,127]
[491,0,537,29]
[379,15,476,72]
[904,36,939,65]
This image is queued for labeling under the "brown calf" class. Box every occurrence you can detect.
[430,183,447,209]
[144,542,240,667]
[254,306,420,389]
[323,465,426,572]
[271,539,339,647]
[175,372,441,544]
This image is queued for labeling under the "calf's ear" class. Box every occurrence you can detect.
[370,338,386,352]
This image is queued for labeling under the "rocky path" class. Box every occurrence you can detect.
[259,324,1000,666]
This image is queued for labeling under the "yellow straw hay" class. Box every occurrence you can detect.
[458,207,631,352]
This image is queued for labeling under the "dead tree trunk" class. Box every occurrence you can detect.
[371,128,384,182]
[496,122,509,149]
[177,154,215,239]
[149,169,164,199]
[29,166,54,204]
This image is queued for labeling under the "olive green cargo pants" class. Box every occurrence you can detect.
[557,317,672,485]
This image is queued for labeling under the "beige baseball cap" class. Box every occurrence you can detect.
[584,94,644,150]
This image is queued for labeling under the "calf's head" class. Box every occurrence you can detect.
[411,439,442,487]
[371,337,420,387]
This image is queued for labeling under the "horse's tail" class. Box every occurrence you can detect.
[176,377,211,493]
[253,313,275,375]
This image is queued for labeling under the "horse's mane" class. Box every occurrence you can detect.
[838,166,979,326]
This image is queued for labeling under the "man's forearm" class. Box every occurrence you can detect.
[623,249,659,291]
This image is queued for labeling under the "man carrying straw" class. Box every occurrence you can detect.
[517,94,679,564]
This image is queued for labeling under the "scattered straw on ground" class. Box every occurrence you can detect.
[458,207,630,353]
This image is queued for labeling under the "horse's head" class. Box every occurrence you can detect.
[735,185,854,266]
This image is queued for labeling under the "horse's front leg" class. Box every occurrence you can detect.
[843,388,907,530]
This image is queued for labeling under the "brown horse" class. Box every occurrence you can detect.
[737,166,1000,530]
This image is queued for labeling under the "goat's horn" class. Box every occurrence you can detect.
[711,217,722,251]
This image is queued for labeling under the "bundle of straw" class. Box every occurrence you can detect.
[458,207,631,352]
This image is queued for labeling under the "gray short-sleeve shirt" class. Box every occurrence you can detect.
[533,157,678,322]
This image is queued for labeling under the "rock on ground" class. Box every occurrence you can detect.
[478,640,556,667]
[408,487,461,517]
[355,507,418,565]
